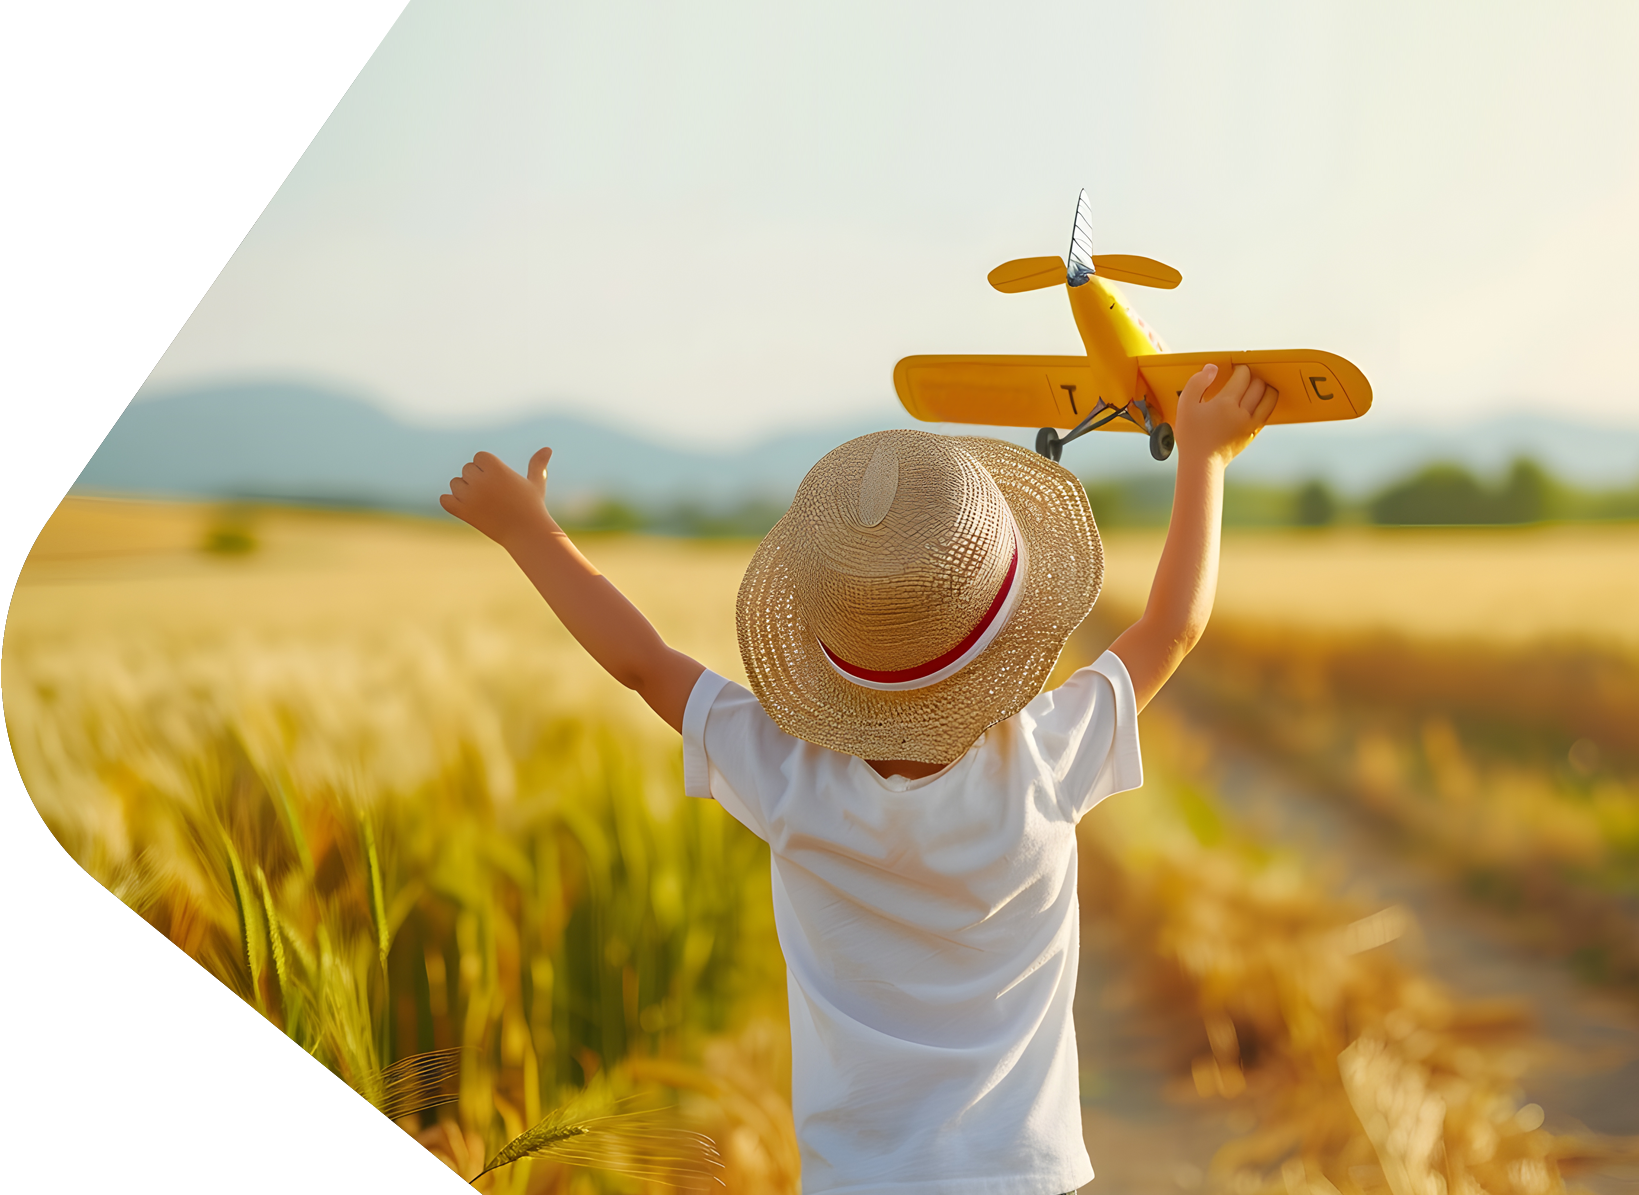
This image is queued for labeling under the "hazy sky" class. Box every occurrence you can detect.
[145,0,1639,445]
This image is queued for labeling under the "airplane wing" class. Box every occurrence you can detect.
[1136,349,1371,425]
[895,350,1370,430]
[894,355,1095,428]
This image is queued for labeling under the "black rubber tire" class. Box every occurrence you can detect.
[1035,427,1062,462]
[1149,422,1175,461]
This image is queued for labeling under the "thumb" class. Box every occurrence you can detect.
[527,446,553,493]
[1180,362,1219,406]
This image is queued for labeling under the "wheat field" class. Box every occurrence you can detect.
[7,497,1636,1193]
[25,498,1635,651]
[7,498,787,1192]
[1097,524,1639,650]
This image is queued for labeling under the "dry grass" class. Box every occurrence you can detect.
[1079,708,1639,1195]
[1094,521,1639,993]
[1099,525,1639,651]
[1144,615,1639,994]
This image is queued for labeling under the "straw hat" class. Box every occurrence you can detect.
[736,429,1103,764]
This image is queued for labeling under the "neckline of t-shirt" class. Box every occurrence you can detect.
[851,735,986,793]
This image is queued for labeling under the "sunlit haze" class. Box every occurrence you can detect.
[144,0,1639,446]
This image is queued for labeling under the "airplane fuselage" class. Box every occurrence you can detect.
[1064,276,1165,413]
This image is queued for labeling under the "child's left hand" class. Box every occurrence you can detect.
[1172,363,1278,468]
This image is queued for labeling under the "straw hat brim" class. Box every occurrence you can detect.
[736,436,1104,765]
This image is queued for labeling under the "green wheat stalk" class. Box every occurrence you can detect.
[255,865,294,1027]
[219,829,266,1011]
[362,817,390,977]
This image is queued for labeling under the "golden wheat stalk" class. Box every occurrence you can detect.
[472,1106,724,1189]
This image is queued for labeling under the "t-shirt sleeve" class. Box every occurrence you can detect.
[680,669,798,841]
[1022,649,1144,822]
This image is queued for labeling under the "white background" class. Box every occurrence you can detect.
[0,4,468,1190]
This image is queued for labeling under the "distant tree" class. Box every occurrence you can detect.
[1593,484,1639,519]
[1496,457,1551,523]
[568,497,646,533]
[1293,479,1337,527]
[201,504,259,555]
[1079,476,1173,528]
[1082,482,1126,528]
[1370,458,1561,526]
[666,497,789,538]
[1369,464,1493,525]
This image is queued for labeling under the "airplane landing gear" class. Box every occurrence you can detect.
[1033,395,1173,463]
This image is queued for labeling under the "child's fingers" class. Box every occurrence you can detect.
[473,451,504,473]
[1216,364,1252,405]
[528,446,553,485]
[1251,384,1279,425]
[438,492,465,518]
[1180,362,1219,405]
[461,460,485,484]
[1237,377,1266,415]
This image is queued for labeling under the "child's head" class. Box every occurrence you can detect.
[737,430,1103,763]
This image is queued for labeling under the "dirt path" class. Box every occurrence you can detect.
[1075,699,1639,1194]
[1077,914,1246,1194]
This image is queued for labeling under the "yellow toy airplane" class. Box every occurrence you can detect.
[893,190,1371,461]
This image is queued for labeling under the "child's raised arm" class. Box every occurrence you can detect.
[441,448,706,732]
[1108,363,1276,712]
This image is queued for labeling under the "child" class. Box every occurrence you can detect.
[443,362,1274,1195]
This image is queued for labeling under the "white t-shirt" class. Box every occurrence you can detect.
[682,650,1144,1195]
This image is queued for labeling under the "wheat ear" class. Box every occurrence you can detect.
[472,1106,723,1188]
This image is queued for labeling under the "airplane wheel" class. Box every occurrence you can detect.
[1149,423,1175,461]
[1035,427,1063,462]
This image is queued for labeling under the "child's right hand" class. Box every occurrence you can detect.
[1172,363,1277,468]
[441,446,555,548]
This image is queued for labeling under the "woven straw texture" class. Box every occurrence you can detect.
[737,430,1103,764]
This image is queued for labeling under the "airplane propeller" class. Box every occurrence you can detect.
[986,253,1182,294]
[1084,254,1183,289]
[987,188,1183,293]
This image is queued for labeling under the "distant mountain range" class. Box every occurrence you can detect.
[73,380,1639,515]
[76,382,888,515]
